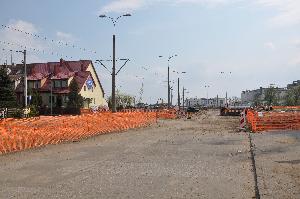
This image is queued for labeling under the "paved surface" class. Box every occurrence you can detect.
[252,131,300,199]
[0,111,255,199]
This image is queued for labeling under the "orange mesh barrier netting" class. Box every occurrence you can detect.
[246,109,300,132]
[120,109,177,119]
[0,110,176,155]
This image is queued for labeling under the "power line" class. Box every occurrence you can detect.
[1,24,97,55]
[0,40,74,59]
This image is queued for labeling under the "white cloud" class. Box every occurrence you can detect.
[56,31,75,42]
[264,42,276,50]
[99,0,236,13]
[294,39,300,48]
[100,0,146,13]
[99,0,300,27]
[175,0,237,6]
[0,20,46,63]
[256,0,300,27]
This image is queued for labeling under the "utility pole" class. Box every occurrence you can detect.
[177,78,180,110]
[168,66,170,108]
[170,88,173,106]
[159,54,177,109]
[182,87,185,110]
[226,91,228,107]
[10,50,13,65]
[24,50,27,107]
[16,50,27,107]
[50,81,53,115]
[96,57,130,111]
[217,95,219,107]
[112,35,116,112]
[99,13,131,113]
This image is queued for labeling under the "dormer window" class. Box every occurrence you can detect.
[61,80,67,88]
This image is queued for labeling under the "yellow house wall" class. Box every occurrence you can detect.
[79,63,107,108]
[41,78,47,87]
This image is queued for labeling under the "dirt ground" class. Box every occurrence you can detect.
[252,131,300,198]
[0,110,299,198]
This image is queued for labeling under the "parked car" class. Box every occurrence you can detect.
[187,107,199,113]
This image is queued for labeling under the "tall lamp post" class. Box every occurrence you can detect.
[16,50,27,107]
[99,13,131,113]
[204,85,210,107]
[182,87,187,110]
[220,71,232,107]
[173,70,186,110]
[159,54,178,108]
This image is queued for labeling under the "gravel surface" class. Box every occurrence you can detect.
[0,110,255,198]
[252,131,300,199]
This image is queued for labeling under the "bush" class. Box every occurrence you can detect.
[28,105,39,117]
[12,108,23,118]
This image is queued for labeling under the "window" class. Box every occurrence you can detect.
[34,81,41,88]
[94,98,95,104]
[28,81,34,89]
[54,80,61,88]
[84,86,86,91]
[64,96,68,103]
[61,80,67,88]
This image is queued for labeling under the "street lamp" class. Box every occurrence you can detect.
[16,50,27,107]
[172,70,187,110]
[182,87,187,110]
[204,85,210,107]
[159,54,178,108]
[99,14,131,113]
[220,71,232,107]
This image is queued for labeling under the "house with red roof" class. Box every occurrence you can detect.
[6,59,107,109]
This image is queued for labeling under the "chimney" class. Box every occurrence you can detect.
[60,58,64,66]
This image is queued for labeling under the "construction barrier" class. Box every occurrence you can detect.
[240,110,246,129]
[246,108,300,132]
[0,110,176,155]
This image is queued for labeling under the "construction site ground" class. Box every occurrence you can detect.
[0,110,299,198]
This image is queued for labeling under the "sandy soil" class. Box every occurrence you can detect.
[252,131,300,199]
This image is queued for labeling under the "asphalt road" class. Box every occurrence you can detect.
[0,111,299,198]
[0,111,254,199]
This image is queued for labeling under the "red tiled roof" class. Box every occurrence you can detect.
[13,59,105,96]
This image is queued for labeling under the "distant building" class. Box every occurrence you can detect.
[3,59,107,108]
[287,80,300,89]
[185,97,226,108]
[241,85,290,106]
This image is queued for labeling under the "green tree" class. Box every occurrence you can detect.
[253,93,261,107]
[0,67,16,108]
[56,95,63,108]
[67,79,83,108]
[285,86,300,106]
[30,89,43,107]
[264,86,278,106]
[107,90,135,109]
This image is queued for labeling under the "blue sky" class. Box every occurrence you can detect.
[1,0,300,103]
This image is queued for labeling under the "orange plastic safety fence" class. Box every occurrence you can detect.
[246,108,300,132]
[0,111,177,155]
